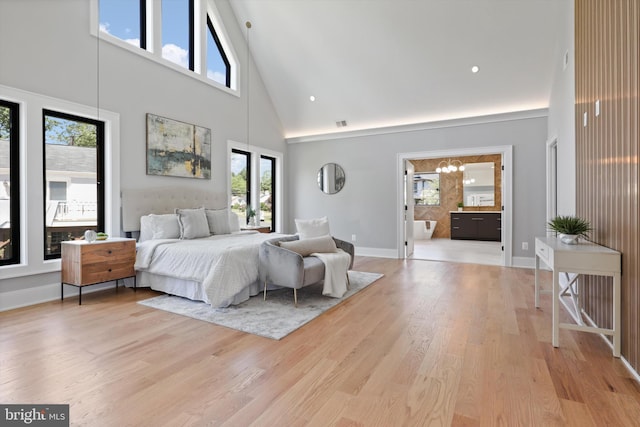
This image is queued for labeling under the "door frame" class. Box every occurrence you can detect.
[397,145,513,266]
[546,137,558,232]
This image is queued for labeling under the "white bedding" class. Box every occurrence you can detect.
[135,231,285,307]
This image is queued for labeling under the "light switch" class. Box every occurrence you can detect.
[583,111,588,127]
[595,99,600,117]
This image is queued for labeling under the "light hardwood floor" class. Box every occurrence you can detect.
[2,257,640,426]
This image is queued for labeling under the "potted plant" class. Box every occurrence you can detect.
[547,215,592,244]
[457,202,463,212]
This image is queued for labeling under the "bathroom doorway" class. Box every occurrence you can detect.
[397,146,512,266]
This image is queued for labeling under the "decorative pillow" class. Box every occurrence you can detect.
[229,211,241,232]
[175,207,210,239]
[205,208,232,235]
[295,216,330,240]
[279,235,337,257]
[148,214,181,240]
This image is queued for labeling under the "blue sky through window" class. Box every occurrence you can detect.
[99,0,141,47]
[206,22,227,86]
[161,0,190,69]
[99,0,230,86]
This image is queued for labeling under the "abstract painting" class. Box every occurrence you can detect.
[146,113,211,179]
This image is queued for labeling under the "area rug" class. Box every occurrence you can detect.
[137,271,383,340]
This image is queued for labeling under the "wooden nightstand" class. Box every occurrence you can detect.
[61,237,136,305]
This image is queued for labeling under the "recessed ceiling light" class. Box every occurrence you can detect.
[471,65,479,73]
[309,95,316,102]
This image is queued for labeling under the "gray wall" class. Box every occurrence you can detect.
[0,0,285,308]
[287,114,548,261]
[547,0,576,215]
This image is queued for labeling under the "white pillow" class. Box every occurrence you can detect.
[229,211,241,232]
[205,208,231,235]
[279,235,337,256]
[176,207,210,239]
[295,216,330,240]
[139,215,154,242]
[149,214,181,240]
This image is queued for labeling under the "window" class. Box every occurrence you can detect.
[230,146,280,232]
[231,149,251,227]
[414,173,440,206]
[206,15,230,86]
[260,155,276,231]
[161,0,194,70]
[99,0,146,49]
[43,110,104,259]
[49,182,68,201]
[94,0,235,89]
[0,100,20,266]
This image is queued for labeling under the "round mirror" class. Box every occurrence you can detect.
[317,163,346,194]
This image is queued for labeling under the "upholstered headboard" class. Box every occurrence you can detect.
[121,187,228,232]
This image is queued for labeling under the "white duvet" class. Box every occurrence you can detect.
[135,231,285,308]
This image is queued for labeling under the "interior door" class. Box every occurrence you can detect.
[404,160,415,258]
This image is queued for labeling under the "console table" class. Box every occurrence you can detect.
[534,237,621,357]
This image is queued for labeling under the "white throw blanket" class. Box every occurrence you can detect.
[311,249,351,298]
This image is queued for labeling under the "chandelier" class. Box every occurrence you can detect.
[436,159,465,173]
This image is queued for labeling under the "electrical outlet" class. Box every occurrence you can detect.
[522,242,529,251]
[351,234,357,242]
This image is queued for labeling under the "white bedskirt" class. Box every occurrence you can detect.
[136,271,262,306]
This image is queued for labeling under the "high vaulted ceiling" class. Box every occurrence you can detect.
[229,0,564,139]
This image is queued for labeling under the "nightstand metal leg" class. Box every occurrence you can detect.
[78,287,82,305]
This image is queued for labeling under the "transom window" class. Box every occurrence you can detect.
[207,15,231,86]
[161,0,194,70]
[98,0,146,49]
[96,0,235,90]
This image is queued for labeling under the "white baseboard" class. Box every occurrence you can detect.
[0,281,121,312]
[511,256,536,269]
[355,247,398,259]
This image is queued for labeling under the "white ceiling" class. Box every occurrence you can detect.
[229,0,564,139]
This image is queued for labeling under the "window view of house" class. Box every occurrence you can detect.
[0,100,19,265]
[43,110,104,259]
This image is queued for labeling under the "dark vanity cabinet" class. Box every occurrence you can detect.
[450,212,501,241]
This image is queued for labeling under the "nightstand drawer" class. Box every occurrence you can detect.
[79,240,135,263]
[81,260,135,285]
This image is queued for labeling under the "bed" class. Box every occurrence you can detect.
[122,187,286,307]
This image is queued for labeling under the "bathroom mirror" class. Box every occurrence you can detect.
[462,162,495,206]
[317,163,345,194]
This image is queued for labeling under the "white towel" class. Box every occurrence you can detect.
[311,249,351,298]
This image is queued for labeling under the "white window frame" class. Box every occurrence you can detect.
[0,84,120,280]
[89,0,239,94]
[227,140,283,233]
